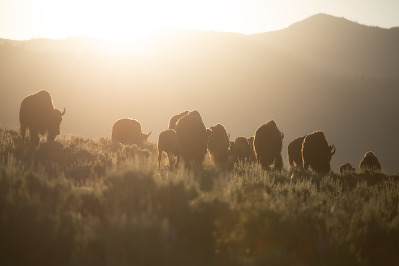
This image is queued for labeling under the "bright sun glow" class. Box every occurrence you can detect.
[36,0,155,40]
[30,0,230,41]
[2,0,399,41]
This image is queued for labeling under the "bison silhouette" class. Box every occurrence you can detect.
[207,124,230,166]
[232,137,251,162]
[19,90,65,148]
[288,135,306,170]
[158,129,180,170]
[302,131,335,174]
[359,151,381,172]
[174,110,208,166]
[339,163,355,175]
[254,120,284,171]
[111,118,151,146]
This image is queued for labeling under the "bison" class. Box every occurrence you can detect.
[207,124,230,166]
[288,136,306,170]
[111,118,151,146]
[158,129,180,170]
[339,163,355,175]
[169,111,189,130]
[302,131,335,174]
[19,90,65,148]
[359,151,381,172]
[231,136,253,162]
[174,110,208,166]
[253,120,284,171]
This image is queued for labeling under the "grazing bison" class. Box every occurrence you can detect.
[339,163,355,175]
[19,90,65,148]
[174,110,208,166]
[231,136,252,162]
[254,120,284,171]
[158,129,180,170]
[169,111,189,130]
[111,118,151,146]
[288,136,306,170]
[359,151,381,172]
[302,131,335,174]
[207,124,230,166]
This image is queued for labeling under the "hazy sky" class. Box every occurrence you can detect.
[1,0,399,40]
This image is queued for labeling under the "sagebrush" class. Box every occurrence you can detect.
[1,128,398,266]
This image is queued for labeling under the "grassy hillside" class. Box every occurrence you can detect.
[1,128,399,266]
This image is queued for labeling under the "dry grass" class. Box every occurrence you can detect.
[1,128,399,266]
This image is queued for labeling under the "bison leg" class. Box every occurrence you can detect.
[274,153,283,171]
[158,150,163,169]
[168,153,175,170]
[20,125,26,142]
[30,129,40,149]
[259,158,270,171]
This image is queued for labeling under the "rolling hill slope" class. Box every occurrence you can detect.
[252,13,399,77]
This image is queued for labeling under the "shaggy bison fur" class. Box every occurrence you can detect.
[112,118,151,146]
[158,129,180,170]
[19,90,65,148]
[207,124,230,166]
[174,110,208,166]
[359,151,381,172]
[254,120,284,171]
[302,131,335,174]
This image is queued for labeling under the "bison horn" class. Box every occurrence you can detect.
[61,107,66,116]
[330,145,336,156]
[280,132,284,139]
[145,131,152,140]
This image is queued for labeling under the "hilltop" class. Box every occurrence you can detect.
[253,13,399,77]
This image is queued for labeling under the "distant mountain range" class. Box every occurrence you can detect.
[253,13,399,77]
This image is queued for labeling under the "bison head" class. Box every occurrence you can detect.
[47,107,65,141]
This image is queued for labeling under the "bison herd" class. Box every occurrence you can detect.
[19,90,382,175]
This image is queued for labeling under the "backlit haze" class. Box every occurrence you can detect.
[1,0,399,172]
[1,0,399,40]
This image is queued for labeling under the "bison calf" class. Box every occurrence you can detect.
[158,129,180,170]
[339,163,355,175]
[288,136,306,171]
